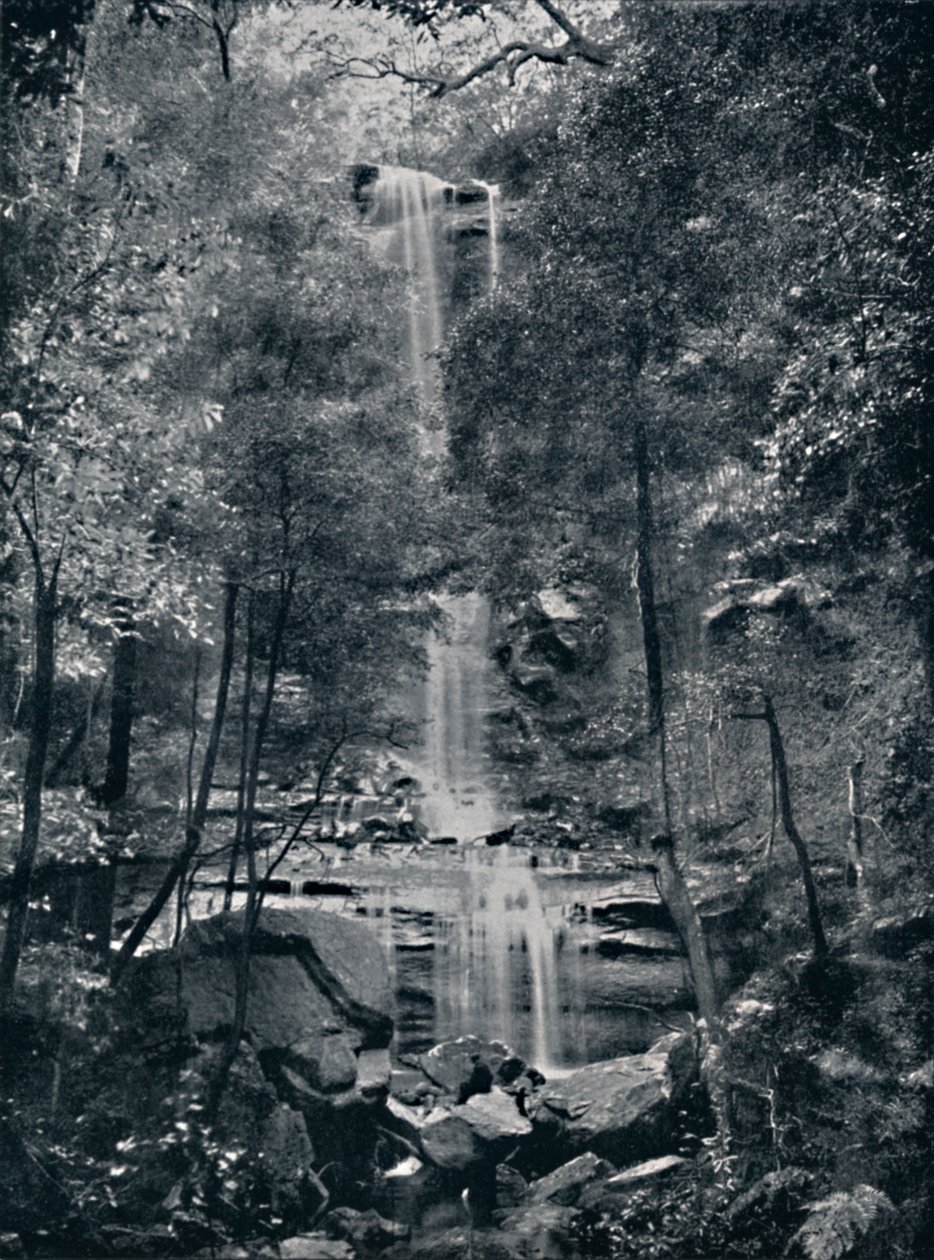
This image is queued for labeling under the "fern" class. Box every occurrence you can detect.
[793,1185,893,1260]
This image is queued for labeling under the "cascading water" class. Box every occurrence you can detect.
[366,166,504,841]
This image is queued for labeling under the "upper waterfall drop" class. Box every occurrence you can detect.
[363,163,506,842]
[363,166,450,424]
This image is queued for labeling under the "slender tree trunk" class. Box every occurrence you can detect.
[845,758,865,893]
[629,423,720,1029]
[633,420,665,738]
[110,582,238,985]
[207,574,293,1120]
[0,575,57,1009]
[650,835,721,1028]
[224,594,255,911]
[101,599,136,807]
[761,696,828,957]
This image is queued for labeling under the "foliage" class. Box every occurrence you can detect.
[792,1185,893,1260]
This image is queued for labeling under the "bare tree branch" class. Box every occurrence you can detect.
[326,0,616,99]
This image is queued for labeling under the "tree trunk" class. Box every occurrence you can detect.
[207,574,293,1120]
[0,576,57,1009]
[762,695,828,956]
[845,758,865,893]
[101,599,136,807]
[651,835,721,1028]
[633,420,665,738]
[110,582,238,985]
[224,594,255,911]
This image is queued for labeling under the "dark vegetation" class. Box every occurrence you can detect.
[1,1,932,1257]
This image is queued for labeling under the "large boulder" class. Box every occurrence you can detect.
[124,909,392,1108]
[413,1090,532,1173]
[417,1035,530,1099]
[528,1033,695,1166]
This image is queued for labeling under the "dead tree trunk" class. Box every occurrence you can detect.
[735,696,828,957]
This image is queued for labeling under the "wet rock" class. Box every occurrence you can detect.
[418,1035,529,1097]
[589,894,673,930]
[534,588,585,622]
[537,706,587,734]
[703,577,828,638]
[578,1154,691,1211]
[325,1206,410,1252]
[526,1151,616,1207]
[529,1033,695,1166]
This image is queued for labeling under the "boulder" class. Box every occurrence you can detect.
[418,1035,529,1098]
[578,1155,691,1212]
[417,1090,531,1171]
[127,909,392,1104]
[418,1109,482,1171]
[529,1033,695,1165]
[526,1152,616,1207]
[528,625,582,671]
[457,1088,533,1144]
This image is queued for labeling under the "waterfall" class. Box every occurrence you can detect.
[366,165,504,842]
[362,166,574,1070]
[476,179,501,290]
[431,847,565,1074]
